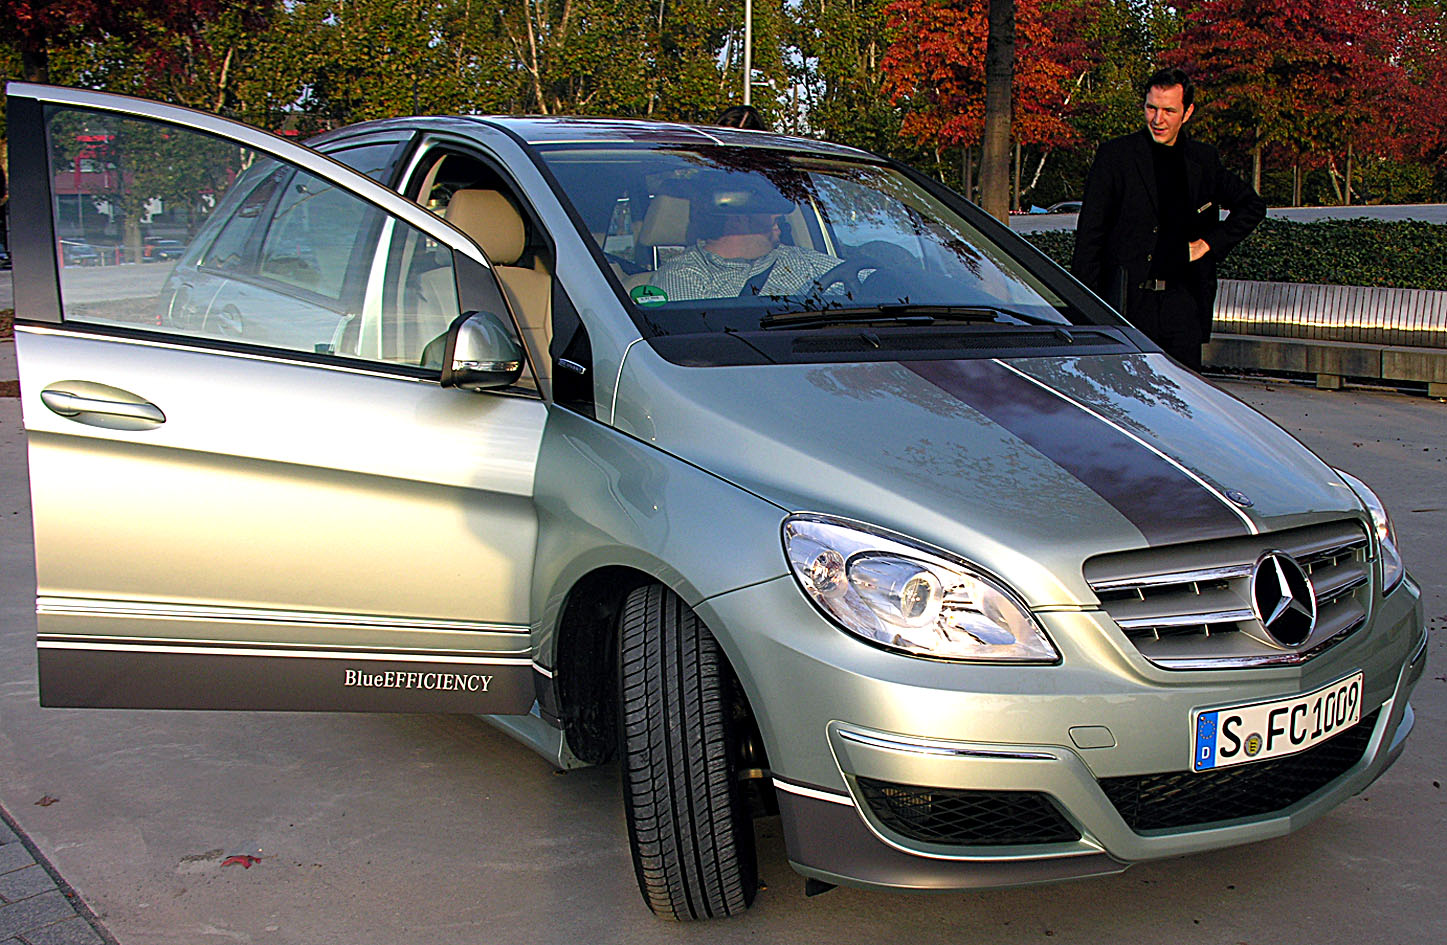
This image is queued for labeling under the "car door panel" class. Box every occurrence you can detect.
[9,83,546,714]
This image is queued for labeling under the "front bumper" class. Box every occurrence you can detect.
[697,574,1426,892]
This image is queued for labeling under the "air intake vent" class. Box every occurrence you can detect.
[856,778,1081,846]
[1101,710,1376,830]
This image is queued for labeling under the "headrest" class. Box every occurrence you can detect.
[637,193,691,247]
[445,189,526,265]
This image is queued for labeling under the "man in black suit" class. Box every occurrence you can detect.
[1072,68,1266,369]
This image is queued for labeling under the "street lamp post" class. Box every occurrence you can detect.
[744,0,755,107]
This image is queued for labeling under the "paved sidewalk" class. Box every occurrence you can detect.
[0,807,112,945]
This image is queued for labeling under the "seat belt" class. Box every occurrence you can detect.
[739,262,778,297]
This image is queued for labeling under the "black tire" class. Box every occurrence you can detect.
[619,584,758,919]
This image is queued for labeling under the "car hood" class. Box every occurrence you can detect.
[612,349,1364,605]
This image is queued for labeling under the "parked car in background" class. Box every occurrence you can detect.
[1047,199,1083,214]
[5,83,1427,921]
[59,239,102,267]
[142,238,185,262]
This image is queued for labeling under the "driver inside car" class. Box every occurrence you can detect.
[649,174,842,302]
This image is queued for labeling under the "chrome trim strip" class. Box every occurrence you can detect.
[1116,609,1254,631]
[1299,539,1369,562]
[1091,564,1254,592]
[1152,624,1361,669]
[838,728,1057,761]
[771,779,855,807]
[1155,653,1314,670]
[1409,632,1429,667]
[1312,570,1368,599]
[37,632,525,659]
[37,597,529,635]
[36,638,532,665]
[993,359,1260,536]
[609,336,645,425]
[17,325,441,385]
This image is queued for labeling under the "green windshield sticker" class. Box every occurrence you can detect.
[630,284,668,305]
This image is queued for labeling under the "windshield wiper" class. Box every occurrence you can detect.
[758,304,1065,331]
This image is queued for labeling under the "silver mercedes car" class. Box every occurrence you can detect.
[6,83,1427,920]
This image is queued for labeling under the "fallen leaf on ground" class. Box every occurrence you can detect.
[34,795,59,807]
[222,855,263,869]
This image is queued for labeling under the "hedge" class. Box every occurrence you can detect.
[1021,218,1447,291]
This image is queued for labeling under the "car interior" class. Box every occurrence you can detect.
[407,151,555,393]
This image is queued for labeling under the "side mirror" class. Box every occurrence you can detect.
[435,311,526,391]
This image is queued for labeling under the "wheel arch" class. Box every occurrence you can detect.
[543,558,777,785]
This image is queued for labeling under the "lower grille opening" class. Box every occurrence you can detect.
[856,779,1081,846]
[1100,710,1378,831]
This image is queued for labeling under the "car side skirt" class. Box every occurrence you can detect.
[37,633,537,713]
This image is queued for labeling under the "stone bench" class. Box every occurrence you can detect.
[1203,279,1447,396]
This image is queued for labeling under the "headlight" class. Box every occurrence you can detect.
[783,514,1058,662]
[1335,469,1405,594]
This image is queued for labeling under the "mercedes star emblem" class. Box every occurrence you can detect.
[1250,551,1317,647]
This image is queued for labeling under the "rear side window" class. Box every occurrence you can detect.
[256,169,372,301]
[200,167,285,273]
[326,141,404,185]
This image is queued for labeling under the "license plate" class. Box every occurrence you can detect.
[1192,672,1364,772]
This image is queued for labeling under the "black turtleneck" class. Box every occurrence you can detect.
[1149,139,1190,280]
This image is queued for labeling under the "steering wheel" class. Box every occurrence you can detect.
[806,256,880,297]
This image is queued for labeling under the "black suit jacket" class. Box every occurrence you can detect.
[1071,129,1266,338]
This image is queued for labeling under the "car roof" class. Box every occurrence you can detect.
[310,115,878,162]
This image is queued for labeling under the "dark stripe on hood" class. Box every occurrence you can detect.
[905,360,1250,545]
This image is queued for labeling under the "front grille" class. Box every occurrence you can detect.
[1085,520,1372,669]
[1101,710,1377,831]
[856,778,1081,846]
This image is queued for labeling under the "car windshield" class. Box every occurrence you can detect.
[538,144,1116,340]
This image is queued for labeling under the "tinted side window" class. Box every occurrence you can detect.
[326,142,403,184]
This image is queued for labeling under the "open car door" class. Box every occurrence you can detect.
[7,83,546,714]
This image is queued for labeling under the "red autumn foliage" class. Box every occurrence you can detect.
[881,0,1084,151]
[1169,0,1411,162]
[2,0,269,87]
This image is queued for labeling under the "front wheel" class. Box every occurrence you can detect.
[619,584,758,919]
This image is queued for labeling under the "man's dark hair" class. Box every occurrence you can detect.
[1145,67,1195,108]
[715,105,766,130]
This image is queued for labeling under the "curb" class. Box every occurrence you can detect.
[0,802,118,945]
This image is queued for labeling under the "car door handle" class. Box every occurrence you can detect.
[40,388,166,425]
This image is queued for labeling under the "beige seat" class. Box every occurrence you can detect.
[624,193,692,293]
[440,189,553,390]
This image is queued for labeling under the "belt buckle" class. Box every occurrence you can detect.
[1141,279,1168,292]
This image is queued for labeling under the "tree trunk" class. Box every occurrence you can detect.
[1344,141,1353,206]
[1251,140,1262,195]
[979,0,1014,223]
[21,46,49,84]
[1012,141,1021,212]
[962,146,974,202]
[1292,163,1302,207]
